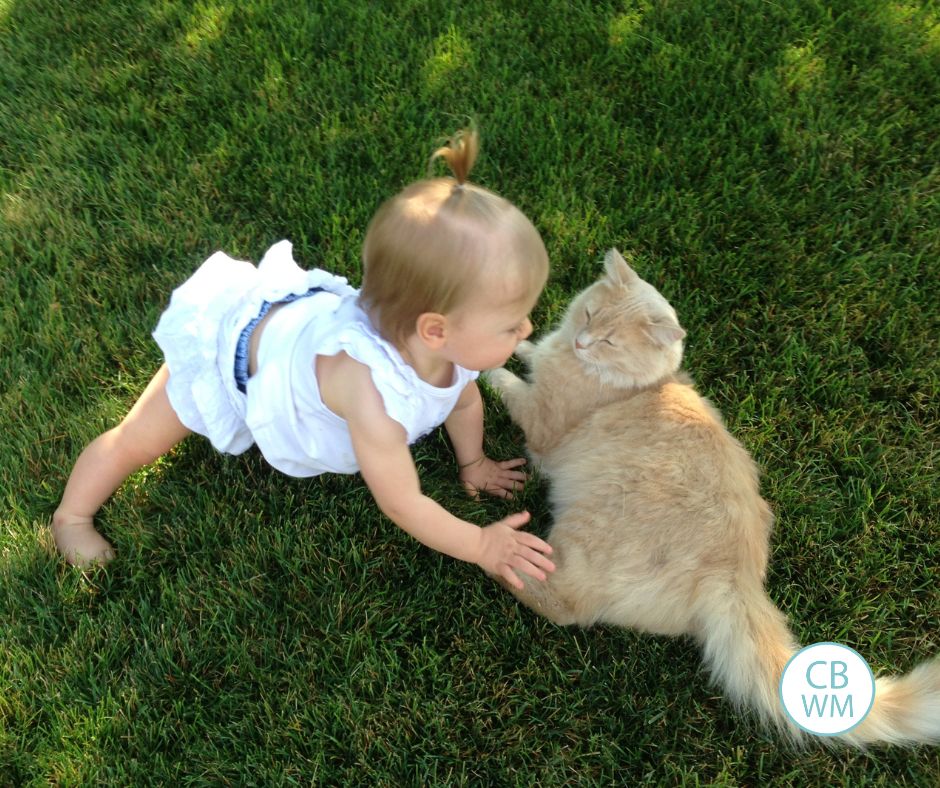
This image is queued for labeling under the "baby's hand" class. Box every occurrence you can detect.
[477,511,555,589]
[459,456,527,500]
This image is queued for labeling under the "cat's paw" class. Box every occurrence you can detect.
[515,340,536,362]
[482,367,517,395]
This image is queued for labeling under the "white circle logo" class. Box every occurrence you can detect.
[779,642,875,736]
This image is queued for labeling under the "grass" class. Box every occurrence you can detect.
[1,0,938,783]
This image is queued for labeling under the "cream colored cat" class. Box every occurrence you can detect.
[486,249,940,747]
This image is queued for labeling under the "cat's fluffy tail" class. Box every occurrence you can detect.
[695,583,940,747]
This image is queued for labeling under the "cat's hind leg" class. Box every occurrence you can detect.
[497,544,581,627]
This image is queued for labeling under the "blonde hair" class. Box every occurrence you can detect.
[359,128,549,345]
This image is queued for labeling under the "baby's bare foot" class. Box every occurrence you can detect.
[51,512,115,567]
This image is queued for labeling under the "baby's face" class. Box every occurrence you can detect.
[442,274,538,371]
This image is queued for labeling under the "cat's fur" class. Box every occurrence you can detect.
[487,249,940,747]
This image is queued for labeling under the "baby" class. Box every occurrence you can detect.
[52,128,555,590]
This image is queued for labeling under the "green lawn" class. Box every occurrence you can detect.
[2,0,938,783]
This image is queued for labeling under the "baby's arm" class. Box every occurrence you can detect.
[445,381,528,499]
[323,355,553,588]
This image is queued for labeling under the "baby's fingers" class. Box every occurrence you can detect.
[501,566,525,590]
[518,545,556,574]
[499,511,532,529]
[512,556,555,583]
[488,473,527,501]
[515,530,553,557]
[499,469,528,485]
[499,457,528,470]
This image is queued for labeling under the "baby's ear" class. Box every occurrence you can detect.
[644,316,686,347]
[603,248,640,287]
[416,312,447,348]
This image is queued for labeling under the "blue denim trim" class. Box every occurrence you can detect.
[234,287,323,394]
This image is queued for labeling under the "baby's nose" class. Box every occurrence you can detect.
[520,318,533,339]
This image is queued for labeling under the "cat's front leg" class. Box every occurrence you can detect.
[482,367,532,426]
[514,339,536,364]
[482,367,524,399]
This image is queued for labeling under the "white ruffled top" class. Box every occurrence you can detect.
[241,243,479,477]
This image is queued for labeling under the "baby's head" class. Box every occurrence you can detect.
[359,128,549,349]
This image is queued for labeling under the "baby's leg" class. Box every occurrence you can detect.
[53,364,191,567]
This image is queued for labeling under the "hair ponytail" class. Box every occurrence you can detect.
[361,124,548,344]
[429,126,479,187]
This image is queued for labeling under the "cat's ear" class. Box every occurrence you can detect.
[604,248,640,287]
[644,316,686,347]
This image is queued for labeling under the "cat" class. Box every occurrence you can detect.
[485,248,940,747]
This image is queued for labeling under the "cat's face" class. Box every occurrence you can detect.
[564,249,686,388]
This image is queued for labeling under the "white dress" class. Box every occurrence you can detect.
[152,241,478,477]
